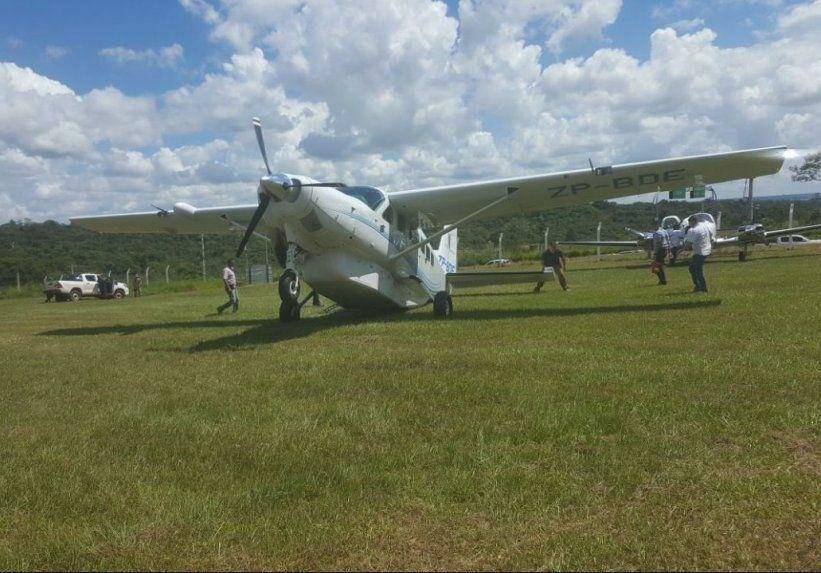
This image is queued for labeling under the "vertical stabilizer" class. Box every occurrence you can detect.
[437,228,458,273]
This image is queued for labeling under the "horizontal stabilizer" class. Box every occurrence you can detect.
[447,269,554,289]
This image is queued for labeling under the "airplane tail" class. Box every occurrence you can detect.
[437,228,458,273]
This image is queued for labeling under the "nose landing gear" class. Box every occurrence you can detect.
[278,269,321,322]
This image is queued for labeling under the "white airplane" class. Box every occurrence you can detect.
[71,118,787,321]
[561,213,821,261]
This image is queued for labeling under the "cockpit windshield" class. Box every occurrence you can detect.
[339,186,385,211]
[661,216,681,230]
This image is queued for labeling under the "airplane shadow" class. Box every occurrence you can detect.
[39,299,720,352]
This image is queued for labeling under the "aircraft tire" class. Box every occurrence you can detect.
[278,271,300,302]
[433,291,453,318]
[279,301,300,322]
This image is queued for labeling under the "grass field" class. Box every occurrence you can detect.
[1,247,819,570]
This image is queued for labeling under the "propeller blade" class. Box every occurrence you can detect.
[236,193,271,257]
[252,117,271,176]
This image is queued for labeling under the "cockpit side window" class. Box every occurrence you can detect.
[382,204,394,225]
[339,186,385,210]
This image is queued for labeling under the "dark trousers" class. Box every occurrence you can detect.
[653,249,667,285]
[689,254,708,292]
[535,266,567,291]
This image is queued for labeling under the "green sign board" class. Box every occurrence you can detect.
[669,188,687,200]
[690,185,705,199]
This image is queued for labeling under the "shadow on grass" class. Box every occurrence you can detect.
[192,299,721,352]
[39,299,721,352]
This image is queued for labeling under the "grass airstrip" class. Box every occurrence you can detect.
[1,246,819,570]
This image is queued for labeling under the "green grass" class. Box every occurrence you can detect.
[1,247,819,570]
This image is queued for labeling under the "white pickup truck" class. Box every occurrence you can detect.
[44,273,129,302]
[774,234,821,246]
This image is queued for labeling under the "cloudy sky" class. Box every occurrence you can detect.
[1,0,820,222]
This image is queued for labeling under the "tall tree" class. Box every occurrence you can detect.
[790,151,821,182]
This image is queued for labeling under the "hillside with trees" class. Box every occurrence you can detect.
[2,197,819,289]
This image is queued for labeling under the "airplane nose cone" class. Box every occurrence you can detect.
[260,174,291,201]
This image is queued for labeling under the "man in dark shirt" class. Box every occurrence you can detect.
[534,241,569,292]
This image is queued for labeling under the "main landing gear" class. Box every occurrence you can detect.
[433,291,453,318]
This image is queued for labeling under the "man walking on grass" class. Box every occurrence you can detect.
[534,241,569,292]
[217,259,239,314]
[684,215,713,293]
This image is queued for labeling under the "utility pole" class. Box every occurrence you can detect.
[497,233,504,263]
[747,177,755,222]
[165,264,170,284]
[596,221,602,262]
[789,202,795,228]
[145,266,150,286]
[200,234,206,281]
[543,227,549,251]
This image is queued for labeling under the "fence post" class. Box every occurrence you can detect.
[145,266,150,285]
[596,222,602,262]
[126,268,130,287]
[165,264,170,284]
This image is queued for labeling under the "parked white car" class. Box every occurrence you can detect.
[44,273,129,302]
[774,234,821,246]
[485,258,511,266]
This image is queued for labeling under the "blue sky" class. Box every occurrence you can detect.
[1,0,819,221]
[1,0,805,96]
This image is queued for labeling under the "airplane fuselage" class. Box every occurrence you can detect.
[260,173,449,310]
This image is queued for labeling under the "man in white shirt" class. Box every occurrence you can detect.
[217,258,239,314]
[684,216,713,293]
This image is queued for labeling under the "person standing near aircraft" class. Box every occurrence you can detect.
[133,273,142,297]
[534,241,568,292]
[651,229,669,285]
[684,215,714,293]
[217,259,239,314]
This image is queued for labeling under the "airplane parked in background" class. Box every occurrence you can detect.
[562,214,821,261]
[72,118,787,322]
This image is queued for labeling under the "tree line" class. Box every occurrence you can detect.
[2,197,819,287]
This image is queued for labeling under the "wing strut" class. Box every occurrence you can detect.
[389,187,520,261]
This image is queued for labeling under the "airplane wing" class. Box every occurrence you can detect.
[447,269,554,289]
[558,240,640,248]
[388,146,786,224]
[70,202,258,235]
[763,223,821,238]
[715,223,821,246]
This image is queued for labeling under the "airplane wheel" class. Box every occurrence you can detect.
[433,291,453,318]
[279,301,301,322]
[278,270,300,302]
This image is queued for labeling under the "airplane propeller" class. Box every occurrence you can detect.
[253,117,271,176]
[236,117,348,257]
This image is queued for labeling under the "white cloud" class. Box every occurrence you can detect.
[99,43,185,68]
[43,46,70,61]
[670,17,705,33]
[3,0,821,222]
